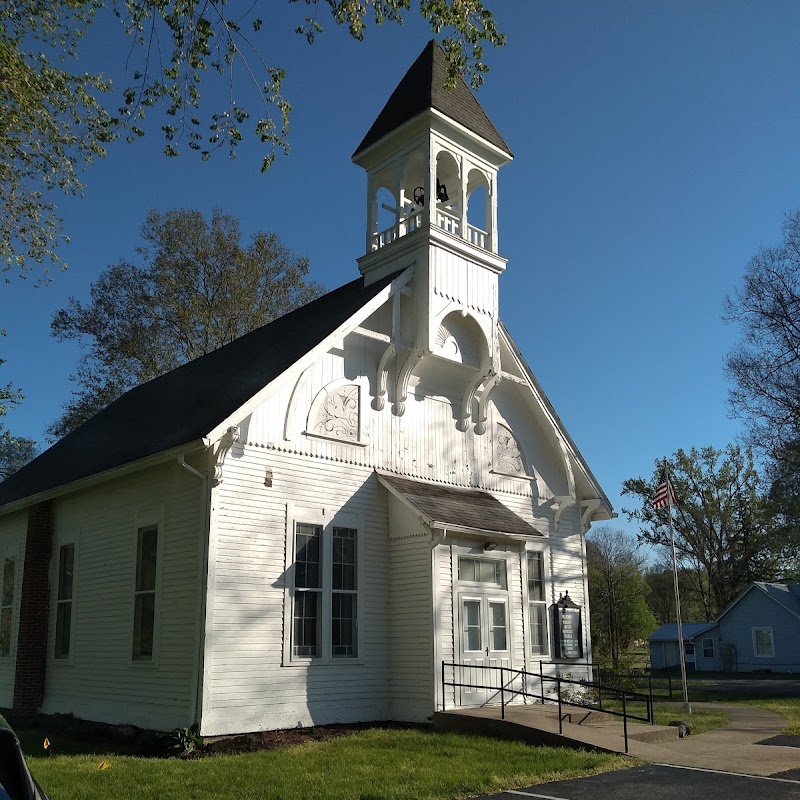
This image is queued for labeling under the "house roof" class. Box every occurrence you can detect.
[0,273,400,510]
[648,623,716,642]
[377,472,543,538]
[753,582,800,620]
[352,39,512,159]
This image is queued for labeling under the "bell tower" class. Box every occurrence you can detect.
[353,40,513,422]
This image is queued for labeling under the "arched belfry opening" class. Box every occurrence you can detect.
[466,168,490,250]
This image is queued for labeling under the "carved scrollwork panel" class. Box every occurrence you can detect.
[312,384,360,441]
[494,423,526,476]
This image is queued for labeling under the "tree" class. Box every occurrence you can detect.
[724,210,800,561]
[0,352,37,479]
[2,1,504,280]
[49,208,324,438]
[586,527,657,671]
[644,563,711,624]
[622,445,784,617]
[724,209,800,456]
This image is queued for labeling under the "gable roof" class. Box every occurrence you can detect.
[377,472,543,538]
[0,273,400,511]
[353,39,512,158]
[648,622,715,642]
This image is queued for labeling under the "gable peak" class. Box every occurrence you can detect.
[353,39,511,159]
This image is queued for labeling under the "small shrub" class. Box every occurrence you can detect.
[164,725,204,757]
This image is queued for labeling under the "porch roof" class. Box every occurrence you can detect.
[377,472,543,539]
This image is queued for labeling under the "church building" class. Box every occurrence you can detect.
[0,41,613,735]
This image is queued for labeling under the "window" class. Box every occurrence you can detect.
[458,557,507,589]
[0,558,15,657]
[289,519,359,661]
[527,551,548,656]
[55,544,75,659]
[684,641,695,656]
[752,627,775,658]
[331,527,357,658]
[702,637,715,659]
[133,525,158,660]
[293,524,322,657]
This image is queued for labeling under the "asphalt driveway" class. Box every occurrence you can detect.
[476,764,800,800]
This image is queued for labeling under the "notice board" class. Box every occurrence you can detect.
[552,592,583,660]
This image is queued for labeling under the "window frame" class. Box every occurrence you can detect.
[0,547,19,661]
[701,637,715,659]
[752,626,775,659]
[130,510,164,666]
[283,504,361,666]
[523,547,550,659]
[53,537,79,663]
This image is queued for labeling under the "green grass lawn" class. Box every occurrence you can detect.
[26,728,631,800]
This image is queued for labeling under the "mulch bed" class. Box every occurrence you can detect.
[199,721,423,758]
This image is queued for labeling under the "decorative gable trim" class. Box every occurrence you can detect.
[305,380,367,447]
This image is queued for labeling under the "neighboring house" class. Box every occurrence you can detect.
[648,623,714,672]
[648,582,800,673]
[0,41,614,736]
[693,583,800,673]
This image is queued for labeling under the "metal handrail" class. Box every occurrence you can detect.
[441,661,655,753]
[537,660,674,699]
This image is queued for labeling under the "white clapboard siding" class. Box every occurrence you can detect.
[387,495,433,721]
[203,451,392,735]
[41,457,205,731]
[0,510,27,707]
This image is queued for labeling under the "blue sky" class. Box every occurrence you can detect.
[2,1,799,534]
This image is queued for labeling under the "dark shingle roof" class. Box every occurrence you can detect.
[0,273,399,509]
[353,40,511,158]
[378,472,541,538]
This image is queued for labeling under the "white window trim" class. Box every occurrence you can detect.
[701,637,715,659]
[52,532,80,665]
[522,544,550,661]
[0,541,21,662]
[282,503,361,666]
[751,626,775,659]
[130,508,164,667]
[456,555,509,590]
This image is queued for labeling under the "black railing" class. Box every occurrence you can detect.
[538,660,674,700]
[441,661,654,753]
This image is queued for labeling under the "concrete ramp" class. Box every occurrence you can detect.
[434,703,677,755]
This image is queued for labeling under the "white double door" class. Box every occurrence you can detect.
[458,593,512,706]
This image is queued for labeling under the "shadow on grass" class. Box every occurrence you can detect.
[0,709,164,758]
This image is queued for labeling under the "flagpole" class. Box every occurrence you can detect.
[665,458,691,714]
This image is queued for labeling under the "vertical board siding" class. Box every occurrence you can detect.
[0,511,27,707]
[41,459,204,731]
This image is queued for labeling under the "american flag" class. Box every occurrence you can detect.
[653,470,677,509]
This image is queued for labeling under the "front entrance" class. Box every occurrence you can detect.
[457,593,511,706]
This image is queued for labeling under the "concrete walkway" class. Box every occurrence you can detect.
[435,702,799,777]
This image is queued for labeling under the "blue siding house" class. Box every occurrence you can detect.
[694,583,800,673]
[648,583,800,673]
[648,623,713,671]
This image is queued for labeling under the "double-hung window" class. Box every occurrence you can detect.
[55,544,75,659]
[702,637,714,659]
[293,524,322,657]
[289,514,358,662]
[752,627,775,658]
[133,524,158,661]
[0,557,16,657]
[527,551,548,656]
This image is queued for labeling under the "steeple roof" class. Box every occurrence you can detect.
[353,39,512,158]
